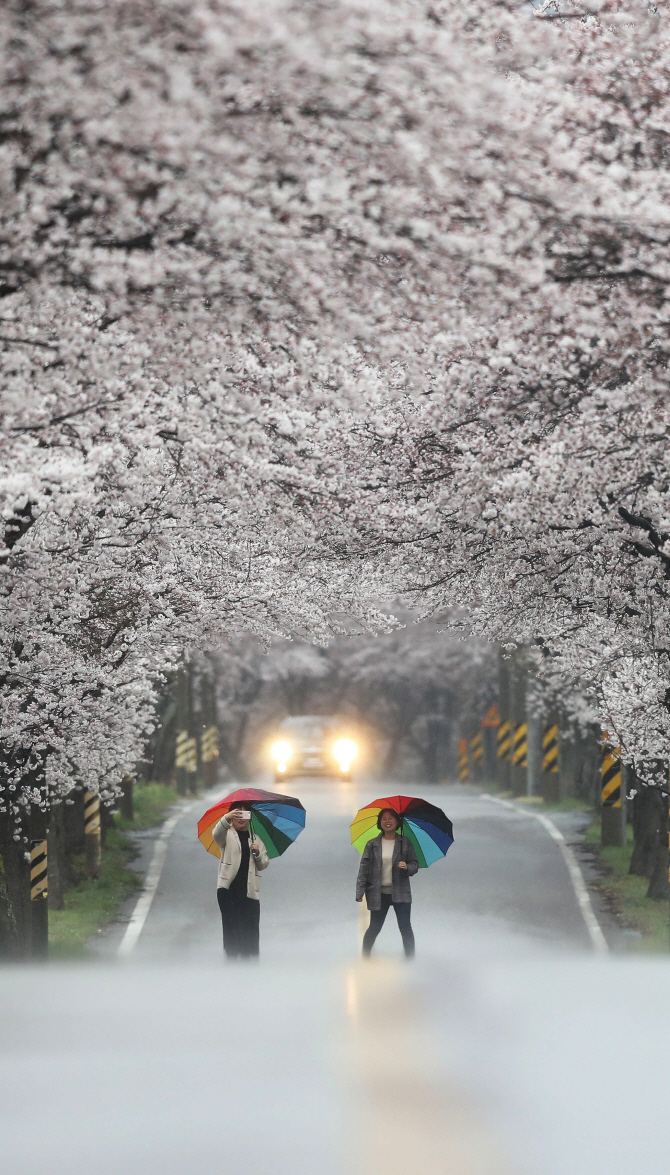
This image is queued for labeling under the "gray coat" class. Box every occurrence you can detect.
[355,833,419,910]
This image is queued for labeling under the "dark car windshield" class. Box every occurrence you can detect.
[279,716,334,745]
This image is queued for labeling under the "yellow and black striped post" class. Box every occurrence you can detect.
[542,724,559,774]
[541,721,560,802]
[601,735,626,847]
[176,729,198,794]
[201,724,219,788]
[30,840,48,958]
[30,840,47,901]
[497,720,511,762]
[84,790,102,878]
[470,731,484,779]
[512,723,528,769]
[30,804,49,958]
[201,725,218,764]
[510,721,528,795]
[458,737,470,783]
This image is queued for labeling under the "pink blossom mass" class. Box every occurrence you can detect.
[2,0,670,811]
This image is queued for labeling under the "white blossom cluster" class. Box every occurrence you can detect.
[1,0,669,811]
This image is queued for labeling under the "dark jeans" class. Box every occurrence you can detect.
[217,887,260,958]
[362,893,415,958]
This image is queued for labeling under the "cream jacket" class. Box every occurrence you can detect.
[211,816,270,899]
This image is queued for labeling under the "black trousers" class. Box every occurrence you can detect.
[362,893,415,958]
[217,887,260,958]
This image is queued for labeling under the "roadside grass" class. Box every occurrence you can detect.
[114,782,179,831]
[475,782,593,814]
[48,828,141,958]
[48,782,180,958]
[584,821,669,953]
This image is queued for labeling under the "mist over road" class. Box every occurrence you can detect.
[2,781,668,1175]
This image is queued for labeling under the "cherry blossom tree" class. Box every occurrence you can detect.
[314,0,670,772]
[3,0,670,827]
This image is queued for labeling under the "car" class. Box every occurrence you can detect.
[269,715,359,783]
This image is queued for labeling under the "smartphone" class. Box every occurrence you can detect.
[234,809,251,821]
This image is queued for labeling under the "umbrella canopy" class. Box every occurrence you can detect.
[350,794,453,868]
[198,787,306,860]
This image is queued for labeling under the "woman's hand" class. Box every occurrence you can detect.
[251,841,260,857]
[398,860,408,871]
[356,897,363,902]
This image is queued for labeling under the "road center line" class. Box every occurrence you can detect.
[117,803,194,957]
[481,795,609,954]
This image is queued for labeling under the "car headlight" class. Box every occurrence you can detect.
[271,740,293,771]
[332,738,358,771]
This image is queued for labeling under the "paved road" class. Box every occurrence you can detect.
[3,781,668,1175]
[96,781,609,962]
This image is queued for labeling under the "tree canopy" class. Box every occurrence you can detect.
[2,0,669,811]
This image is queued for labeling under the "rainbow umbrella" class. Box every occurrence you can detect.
[350,794,453,868]
[198,787,306,860]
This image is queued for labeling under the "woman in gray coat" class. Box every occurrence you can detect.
[356,808,419,957]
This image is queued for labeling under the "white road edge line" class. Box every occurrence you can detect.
[117,804,193,957]
[481,794,609,954]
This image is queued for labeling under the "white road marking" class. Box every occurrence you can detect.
[117,804,194,957]
[481,794,609,954]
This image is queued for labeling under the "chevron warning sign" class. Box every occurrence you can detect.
[601,739,622,808]
[497,720,511,760]
[512,723,528,768]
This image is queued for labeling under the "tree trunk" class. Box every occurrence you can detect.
[558,722,577,802]
[217,732,249,782]
[100,797,115,848]
[64,790,86,856]
[497,647,511,791]
[175,662,198,794]
[119,776,134,821]
[0,807,31,959]
[47,800,71,911]
[509,648,527,796]
[199,676,220,790]
[629,786,663,878]
[646,790,669,901]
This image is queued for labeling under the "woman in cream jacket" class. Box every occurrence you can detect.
[212,806,269,958]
